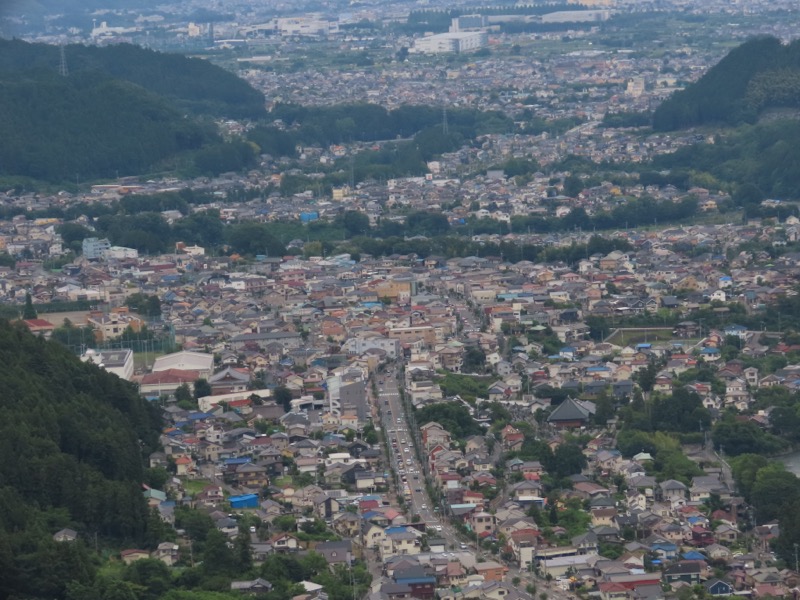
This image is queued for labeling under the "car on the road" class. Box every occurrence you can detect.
[415,488,422,492]
[460,543,468,549]
[421,503,427,509]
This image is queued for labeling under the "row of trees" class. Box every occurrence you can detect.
[51,191,639,260]
[65,524,371,600]
[257,103,513,151]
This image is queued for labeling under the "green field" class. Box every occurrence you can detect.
[605,328,677,346]
[182,478,211,496]
[134,351,165,371]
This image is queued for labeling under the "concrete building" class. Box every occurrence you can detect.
[411,32,488,55]
[540,9,611,23]
[342,336,401,360]
[82,237,111,260]
[102,246,139,260]
[152,350,214,379]
[86,307,144,342]
[274,16,338,38]
[81,348,134,381]
[450,14,488,32]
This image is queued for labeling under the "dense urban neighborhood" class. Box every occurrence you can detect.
[5,0,800,599]
[13,211,800,600]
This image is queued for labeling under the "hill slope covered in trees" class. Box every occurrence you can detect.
[0,39,266,183]
[654,36,800,130]
[0,39,266,120]
[0,321,162,599]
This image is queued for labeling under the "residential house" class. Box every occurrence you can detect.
[475,560,508,582]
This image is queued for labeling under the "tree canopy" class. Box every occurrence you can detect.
[653,36,800,130]
[0,320,162,598]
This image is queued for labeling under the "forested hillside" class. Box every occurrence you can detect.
[0,321,162,599]
[0,39,266,120]
[0,39,265,183]
[650,119,800,200]
[0,72,217,182]
[654,36,800,130]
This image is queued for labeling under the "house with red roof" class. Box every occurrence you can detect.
[599,582,630,600]
[174,455,194,476]
[23,318,55,338]
[500,424,525,451]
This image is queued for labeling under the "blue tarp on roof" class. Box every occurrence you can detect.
[230,494,259,509]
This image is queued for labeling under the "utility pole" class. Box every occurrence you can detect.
[59,42,69,77]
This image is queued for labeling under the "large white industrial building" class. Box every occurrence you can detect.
[411,31,489,55]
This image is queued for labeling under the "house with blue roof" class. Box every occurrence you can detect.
[393,564,436,598]
[187,411,214,421]
[704,578,734,596]
[645,535,678,560]
[560,347,577,361]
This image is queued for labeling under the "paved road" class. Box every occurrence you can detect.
[376,368,467,551]
[375,365,580,600]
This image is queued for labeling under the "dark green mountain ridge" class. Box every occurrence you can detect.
[0,38,266,183]
[654,36,800,130]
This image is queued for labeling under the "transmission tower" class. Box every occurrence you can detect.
[442,106,449,135]
[58,43,68,77]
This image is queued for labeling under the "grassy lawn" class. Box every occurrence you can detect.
[273,475,292,487]
[606,328,676,346]
[182,478,211,496]
[134,351,165,371]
